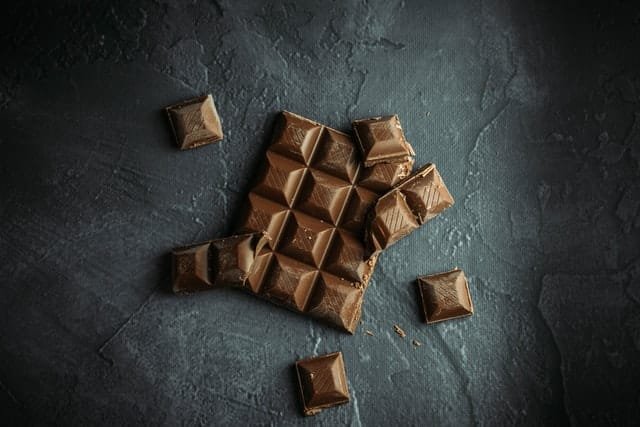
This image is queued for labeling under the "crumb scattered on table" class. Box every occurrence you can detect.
[393,324,406,338]
[365,330,374,336]
[412,339,422,347]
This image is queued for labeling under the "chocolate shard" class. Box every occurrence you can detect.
[166,94,223,150]
[366,163,454,252]
[171,232,268,294]
[295,352,350,416]
[235,111,402,333]
[417,268,473,323]
[352,115,415,167]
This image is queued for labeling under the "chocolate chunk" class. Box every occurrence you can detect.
[166,94,223,150]
[295,352,350,416]
[171,233,268,294]
[367,163,454,252]
[234,111,405,333]
[352,115,415,167]
[417,268,473,323]
[358,158,415,192]
[398,163,455,224]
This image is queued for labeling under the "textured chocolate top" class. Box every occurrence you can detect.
[166,94,223,150]
[417,268,473,323]
[295,351,350,416]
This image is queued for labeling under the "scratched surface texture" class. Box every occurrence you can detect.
[1,1,639,425]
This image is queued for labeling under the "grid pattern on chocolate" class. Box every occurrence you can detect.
[237,111,389,333]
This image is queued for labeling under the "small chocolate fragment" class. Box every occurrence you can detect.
[367,163,454,252]
[417,268,473,324]
[166,94,223,149]
[171,232,267,294]
[358,157,415,193]
[352,115,415,167]
[295,352,350,416]
[393,324,406,338]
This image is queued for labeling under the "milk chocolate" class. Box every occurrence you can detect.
[417,268,473,323]
[367,163,454,252]
[172,232,268,294]
[166,94,223,149]
[352,115,415,167]
[235,111,404,333]
[295,351,349,416]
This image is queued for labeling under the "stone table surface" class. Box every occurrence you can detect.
[1,1,639,425]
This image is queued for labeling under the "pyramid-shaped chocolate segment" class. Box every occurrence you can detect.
[353,115,415,167]
[172,242,212,293]
[368,191,419,252]
[166,94,223,149]
[295,352,350,416]
[417,268,473,323]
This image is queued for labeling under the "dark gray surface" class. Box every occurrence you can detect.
[1,1,639,425]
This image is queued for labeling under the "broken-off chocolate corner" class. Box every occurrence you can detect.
[171,232,269,294]
[366,163,454,253]
[166,94,223,150]
[295,351,350,416]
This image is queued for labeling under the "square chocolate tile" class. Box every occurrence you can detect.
[295,351,349,416]
[417,268,473,323]
[352,115,415,167]
[166,94,223,149]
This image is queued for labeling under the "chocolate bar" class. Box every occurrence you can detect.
[166,94,223,149]
[417,268,473,323]
[295,351,349,416]
[367,163,454,252]
[172,232,268,294]
[234,111,408,333]
[352,115,415,167]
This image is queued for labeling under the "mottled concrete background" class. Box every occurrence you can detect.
[1,1,639,425]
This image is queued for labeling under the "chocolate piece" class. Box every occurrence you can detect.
[353,115,415,167]
[172,233,268,294]
[235,111,404,333]
[367,163,454,252]
[295,352,349,416]
[166,94,223,149]
[358,158,415,192]
[417,268,473,323]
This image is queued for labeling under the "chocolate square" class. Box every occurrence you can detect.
[417,268,473,323]
[166,94,223,150]
[295,351,350,416]
[352,115,415,167]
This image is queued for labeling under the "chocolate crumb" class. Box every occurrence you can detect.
[412,339,422,347]
[365,330,374,336]
[393,324,406,338]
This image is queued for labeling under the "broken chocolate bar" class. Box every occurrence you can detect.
[352,115,415,167]
[295,351,349,416]
[172,232,268,294]
[234,111,409,333]
[367,163,454,252]
[417,268,473,323]
[166,94,223,149]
